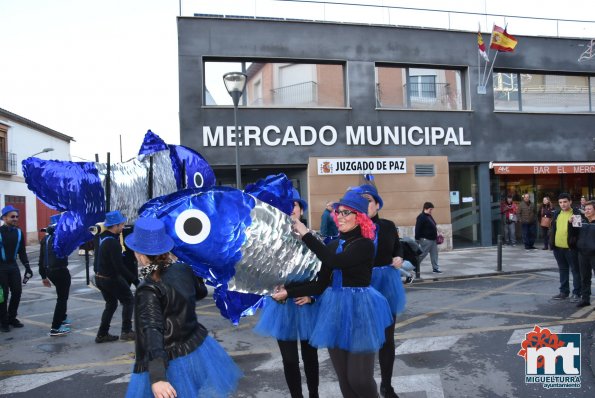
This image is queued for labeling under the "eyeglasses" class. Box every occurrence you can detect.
[9,215,19,219]
[334,209,355,217]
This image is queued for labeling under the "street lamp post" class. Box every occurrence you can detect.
[31,147,54,157]
[223,72,247,188]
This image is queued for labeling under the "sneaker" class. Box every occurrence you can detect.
[0,324,9,333]
[8,319,24,328]
[380,384,400,398]
[404,275,415,284]
[62,318,72,327]
[49,326,71,337]
[432,269,443,274]
[551,293,569,300]
[95,333,119,343]
[120,330,136,341]
[576,300,590,308]
[570,294,580,303]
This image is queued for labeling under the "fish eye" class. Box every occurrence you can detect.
[174,209,211,244]
[193,172,204,188]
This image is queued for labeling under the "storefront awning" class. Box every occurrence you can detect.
[490,162,595,175]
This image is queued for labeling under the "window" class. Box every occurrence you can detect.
[376,65,465,110]
[204,60,346,107]
[494,71,594,112]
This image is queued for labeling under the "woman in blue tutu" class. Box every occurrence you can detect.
[254,189,319,398]
[124,217,241,398]
[353,182,406,398]
[273,189,392,398]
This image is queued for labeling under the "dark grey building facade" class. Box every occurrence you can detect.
[178,16,595,248]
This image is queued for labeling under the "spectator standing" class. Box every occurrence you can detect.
[500,196,518,246]
[519,193,537,250]
[578,196,587,215]
[39,214,72,336]
[550,193,582,302]
[415,202,442,273]
[538,196,554,250]
[320,201,338,240]
[94,210,138,343]
[0,205,32,332]
[576,201,595,307]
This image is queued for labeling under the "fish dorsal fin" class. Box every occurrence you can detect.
[138,130,168,156]
[243,173,293,215]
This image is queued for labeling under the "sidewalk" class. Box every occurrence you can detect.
[415,244,559,282]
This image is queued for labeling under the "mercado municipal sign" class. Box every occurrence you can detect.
[202,125,471,147]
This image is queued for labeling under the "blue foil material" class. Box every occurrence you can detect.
[244,173,294,216]
[22,159,105,257]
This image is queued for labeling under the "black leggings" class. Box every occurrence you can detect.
[277,339,319,398]
[328,348,377,398]
[378,317,396,388]
[47,268,71,329]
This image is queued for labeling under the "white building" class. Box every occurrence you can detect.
[0,108,73,243]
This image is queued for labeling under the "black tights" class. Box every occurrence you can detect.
[328,348,377,398]
[277,339,319,398]
[378,317,396,388]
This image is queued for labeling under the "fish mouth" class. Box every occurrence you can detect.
[226,198,320,295]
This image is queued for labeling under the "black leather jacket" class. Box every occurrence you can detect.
[132,262,208,384]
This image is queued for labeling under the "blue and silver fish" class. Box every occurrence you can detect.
[22,130,215,257]
[139,174,322,324]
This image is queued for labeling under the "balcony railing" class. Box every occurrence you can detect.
[0,151,17,175]
[271,81,318,106]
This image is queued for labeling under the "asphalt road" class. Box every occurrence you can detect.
[0,253,593,398]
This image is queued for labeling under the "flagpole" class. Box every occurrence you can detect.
[482,23,496,87]
[483,50,499,88]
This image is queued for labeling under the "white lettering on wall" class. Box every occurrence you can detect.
[201,125,472,147]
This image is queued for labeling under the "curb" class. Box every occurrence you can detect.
[411,267,559,284]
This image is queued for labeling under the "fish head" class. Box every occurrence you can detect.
[139,186,254,285]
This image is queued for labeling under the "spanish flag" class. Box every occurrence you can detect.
[490,25,518,52]
[477,30,489,61]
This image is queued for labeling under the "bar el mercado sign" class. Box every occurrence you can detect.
[202,125,471,147]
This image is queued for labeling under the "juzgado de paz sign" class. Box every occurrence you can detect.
[202,125,471,147]
[317,157,406,175]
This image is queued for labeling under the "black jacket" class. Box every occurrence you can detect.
[415,212,438,241]
[549,208,581,250]
[286,226,375,298]
[94,230,137,284]
[133,262,209,384]
[371,215,403,267]
[0,224,30,268]
[38,234,68,279]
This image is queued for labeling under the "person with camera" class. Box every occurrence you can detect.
[0,205,32,332]
[39,214,72,336]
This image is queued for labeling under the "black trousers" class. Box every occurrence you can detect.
[378,317,396,388]
[277,339,319,398]
[328,348,377,398]
[578,253,595,301]
[0,264,22,325]
[47,268,71,329]
[96,275,133,335]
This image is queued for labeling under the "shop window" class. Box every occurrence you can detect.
[494,71,593,113]
[203,60,346,108]
[376,65,465,110]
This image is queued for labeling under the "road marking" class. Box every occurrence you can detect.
[107,374,131,384]
[254,349,330,372]
[507,325,563,345]
[0,369,83,393]
[396,335,461,355]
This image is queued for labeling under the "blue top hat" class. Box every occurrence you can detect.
[1,205,19,218]
[291,188,308,211]
[356,184,384,210]
[104,210,127,227]
[125,217,174,256]
[50,214,61,225]
[333,189,369,215]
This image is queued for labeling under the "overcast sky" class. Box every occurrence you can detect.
[1,0,593,162]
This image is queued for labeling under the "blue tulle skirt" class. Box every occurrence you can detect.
[308,286,392,353]
[371,265,407,316]
[125,336,242,398]
[254,296,319,341]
